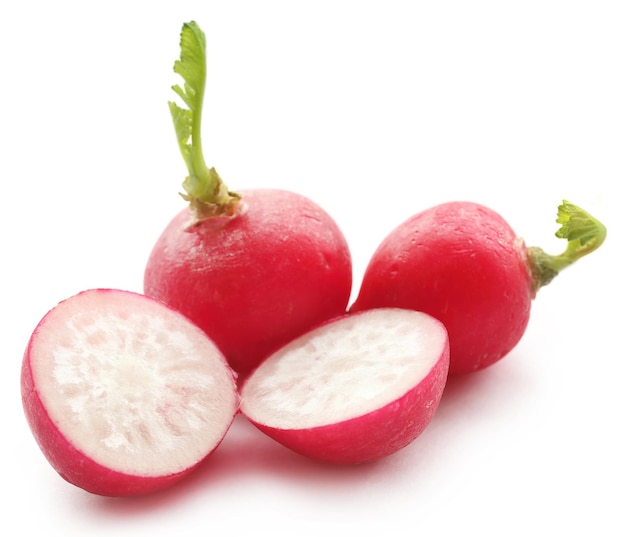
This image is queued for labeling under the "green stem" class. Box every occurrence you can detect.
[526,200,607,294]
[169,21,241,223]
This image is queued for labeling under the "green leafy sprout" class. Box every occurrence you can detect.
[169,21,241,222]
[527,200,607,294]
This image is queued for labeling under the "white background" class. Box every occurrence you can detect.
[1,1,623,535]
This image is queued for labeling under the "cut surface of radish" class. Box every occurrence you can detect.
[240,308,449,464]
[21,289,238,495]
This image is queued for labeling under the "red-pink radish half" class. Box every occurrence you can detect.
[21,289,239,497]
[351,200,606,375]
[239,308,450,464]
[144,22,352,379]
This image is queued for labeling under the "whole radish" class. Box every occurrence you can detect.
[144,22,352,380]
[351,200,606,375]
[21,289,239,496]
[240,308,450,464]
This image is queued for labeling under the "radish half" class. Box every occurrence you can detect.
[21,289,239,496]
[239,308,450,464]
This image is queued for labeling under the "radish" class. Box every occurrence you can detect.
[351,200,606,375]
[144,21,352,380]
[239,308,450,464]
[21,289,239,496]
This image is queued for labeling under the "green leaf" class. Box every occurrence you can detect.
[555,200,604,246]
[527,200,607,293]
[171,21,206,115]
[168,101,192,167]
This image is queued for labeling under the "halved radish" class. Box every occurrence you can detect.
[239,308,449,464]
[21,289,239,496]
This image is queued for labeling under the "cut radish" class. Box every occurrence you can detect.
[21,289,239,496]
[239,308,450,464]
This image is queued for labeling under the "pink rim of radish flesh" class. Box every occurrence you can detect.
[240,308,450,465]
[21,289,239,496]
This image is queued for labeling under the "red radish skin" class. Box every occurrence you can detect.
[21,289,239,497]
[351,200,606,375]
[240,308,450,464]
[144,188,352,380]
